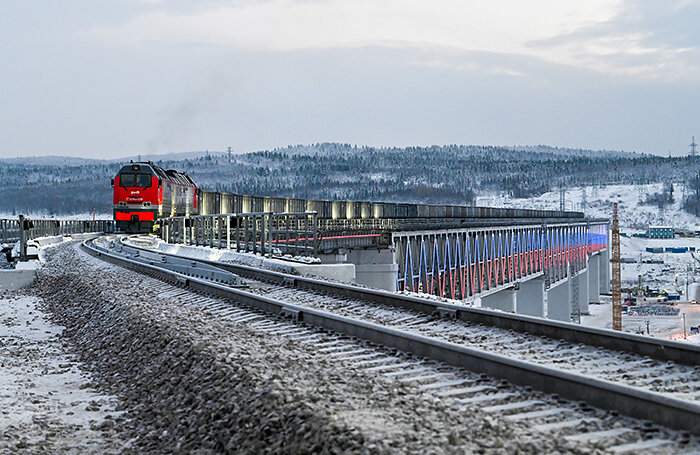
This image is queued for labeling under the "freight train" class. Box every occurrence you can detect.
[195,190,584,221]
[112,162,198,233]
[113,162,583,233]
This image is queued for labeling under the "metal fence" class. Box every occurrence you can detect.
[0,219,21,244]
[159,212,319,257]
[1,216,116,245]
[0,216,116,262]
[25,218,115,240]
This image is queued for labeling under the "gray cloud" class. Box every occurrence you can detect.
[528,0,700,79]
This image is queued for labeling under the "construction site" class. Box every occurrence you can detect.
[582,203,700,341]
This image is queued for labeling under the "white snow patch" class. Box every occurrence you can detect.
[118,236,356,283]
[0,296,124,451]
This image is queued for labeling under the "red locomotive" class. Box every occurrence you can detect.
[112,161,198,233]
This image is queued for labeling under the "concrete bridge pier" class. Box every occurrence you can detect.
[516,276,545,317]
[588,253,600,304]
[345,248,398,292]
[599,247,611,294]
[546,277,571,322]
[574,267,590,315]
[481,287,517,312]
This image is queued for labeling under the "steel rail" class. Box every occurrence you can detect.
[82,239,700,435]
[119,238,700,367]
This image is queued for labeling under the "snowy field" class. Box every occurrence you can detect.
[582,300,700,342]
[618,235,700,290]
[476,182,700,230]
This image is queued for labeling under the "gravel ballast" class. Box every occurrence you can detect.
[30,241,615,454]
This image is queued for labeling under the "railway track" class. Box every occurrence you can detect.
[247,285,700,400]
[82,237,700,447]
[145,278,694,454]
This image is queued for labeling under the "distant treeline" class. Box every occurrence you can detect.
[0,143,695,215]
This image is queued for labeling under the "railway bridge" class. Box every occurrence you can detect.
[157,191,610,324]
[6,213,700,447]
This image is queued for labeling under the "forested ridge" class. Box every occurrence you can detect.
[0,143,693,215]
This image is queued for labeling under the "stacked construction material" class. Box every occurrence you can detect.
[627,304,680,316]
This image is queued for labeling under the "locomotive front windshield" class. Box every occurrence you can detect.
[120,173,152,188]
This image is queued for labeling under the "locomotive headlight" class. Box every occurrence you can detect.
[119,201,126,206]
[143,201,151,207]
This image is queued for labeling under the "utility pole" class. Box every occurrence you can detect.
[690,136,698,157]
[611,202,622,331]
[682,313,687,339]
[560,188,566,211]
[18,214,27,262]
[228,146,232,162]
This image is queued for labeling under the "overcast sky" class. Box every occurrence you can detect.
[2,0,700,159]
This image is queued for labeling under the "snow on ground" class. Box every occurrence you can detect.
[583,300,684,338]
[582,298,700,344]
[476,183,700,230]
[114,235,356,283]
[618,235,700,290]
[0,295,123,453]
[118,236,318,273]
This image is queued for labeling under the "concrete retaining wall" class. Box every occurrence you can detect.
[0,260,38,290]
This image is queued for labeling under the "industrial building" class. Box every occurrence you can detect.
[647,225,674,239]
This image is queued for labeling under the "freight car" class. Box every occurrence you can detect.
[194,189,584,220]
[112,162,198,233]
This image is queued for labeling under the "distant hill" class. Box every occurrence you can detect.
[0,156,103,166]
[0,143,692,215]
